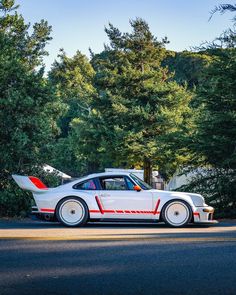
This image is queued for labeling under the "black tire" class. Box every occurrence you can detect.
[56,196,89,227]
[161,200,192,228]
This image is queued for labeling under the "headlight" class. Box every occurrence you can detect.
[189,193,205,207]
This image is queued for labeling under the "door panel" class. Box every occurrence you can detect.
[98,190,153,219]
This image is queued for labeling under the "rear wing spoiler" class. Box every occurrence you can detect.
[12,174,48,193]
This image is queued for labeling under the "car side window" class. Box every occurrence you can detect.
[99,177,128,190]
[74,179,97,190]
[125,177,135,190]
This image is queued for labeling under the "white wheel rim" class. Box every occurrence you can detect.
[165,201,190,226]
[59,200,85,225]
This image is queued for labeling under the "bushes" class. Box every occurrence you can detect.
[178,168,236,218]
[0,186,32,217]
[0,171,61,217]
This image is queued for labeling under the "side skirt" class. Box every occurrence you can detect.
[89,218,160,223]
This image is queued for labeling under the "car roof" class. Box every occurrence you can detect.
[60,171,132,188]
[85,171,131,178]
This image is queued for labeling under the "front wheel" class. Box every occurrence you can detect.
[56,197,88,227]
[162,200,192,227]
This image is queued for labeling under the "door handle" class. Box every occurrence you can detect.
[100,193,110,197]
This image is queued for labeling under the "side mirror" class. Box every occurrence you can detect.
[133,185,141,192]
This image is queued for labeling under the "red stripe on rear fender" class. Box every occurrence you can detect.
[41,208,55,212]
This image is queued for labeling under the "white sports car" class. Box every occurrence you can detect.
[12,172,217,227]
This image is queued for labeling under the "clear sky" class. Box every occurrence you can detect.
[18,0,235,72]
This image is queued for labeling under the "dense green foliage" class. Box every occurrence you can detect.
[163,51,213,88]
[89,20,193,183]
[48,50,97,176]
[177,7,236,216]
[179,48,236,215]
[0,0,63,216]
[0,0,235,217]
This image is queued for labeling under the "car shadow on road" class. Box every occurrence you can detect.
[0,218,235,230]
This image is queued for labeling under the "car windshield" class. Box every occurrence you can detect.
[130,173,152,190]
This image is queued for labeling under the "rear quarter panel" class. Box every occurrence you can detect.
[33,188,100,216]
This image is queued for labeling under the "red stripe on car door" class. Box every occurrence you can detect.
[153,199,161,215]
[95,196,104,214]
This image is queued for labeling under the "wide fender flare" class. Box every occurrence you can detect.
[54,194,97,215]
[159,193,195,214]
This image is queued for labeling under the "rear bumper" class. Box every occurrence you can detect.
[31,206,55,221]
[32,206,39,214]
[193,206,218,224]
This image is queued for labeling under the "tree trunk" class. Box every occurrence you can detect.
[143,158,152,186]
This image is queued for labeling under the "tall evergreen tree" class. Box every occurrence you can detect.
[0,0,62,215]
[163,51,213,88]
[185,48,236,212]
[48,50,97,176]
[181,6,236,215]
[49,50,95,136]
[89,18,193,183]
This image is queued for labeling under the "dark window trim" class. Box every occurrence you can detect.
[96,175,136,191]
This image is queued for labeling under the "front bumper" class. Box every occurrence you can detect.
[193,206,218,224]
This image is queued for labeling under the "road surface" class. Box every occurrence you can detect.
[0,219,236,295]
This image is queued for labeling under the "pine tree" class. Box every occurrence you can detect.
[180,5,236,215]
[187,48,236,212]
[90,18,193,183]
[48,50,97,175]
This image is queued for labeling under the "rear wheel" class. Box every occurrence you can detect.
[56,197,88,227]
[162,200,192,227]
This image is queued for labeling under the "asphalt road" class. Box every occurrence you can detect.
[0,220,236,295]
